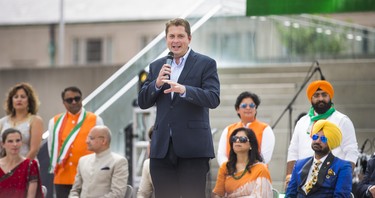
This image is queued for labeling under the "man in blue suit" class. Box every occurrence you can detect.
[138,18,220,198]
[286,120,352,198]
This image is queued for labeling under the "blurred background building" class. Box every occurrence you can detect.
[1,0,375,196]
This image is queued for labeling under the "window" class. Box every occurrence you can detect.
[72,37,112,66]
[86,39,102,63]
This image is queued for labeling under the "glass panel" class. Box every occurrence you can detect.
[72,38,80,64]
[86,38,102,63]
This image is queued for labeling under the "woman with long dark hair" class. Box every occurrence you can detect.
[0,128,43,197]
[212,127,272,197]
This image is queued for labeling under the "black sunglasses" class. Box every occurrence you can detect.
[64,96,81,104]
[231,136,249,143]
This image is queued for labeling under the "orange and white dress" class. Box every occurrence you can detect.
[213,162,272,198]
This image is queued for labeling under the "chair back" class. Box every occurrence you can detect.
[125,185,133,198]
[272,188,280,198]
[41,185,47,197]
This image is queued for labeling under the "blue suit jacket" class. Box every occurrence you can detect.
[286,152,352,198]
[138,50,220,159]
[356,155,375,198]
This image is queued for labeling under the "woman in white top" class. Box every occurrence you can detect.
[217,91,275,166]
[137,126,154,198]
[0,82,43,159]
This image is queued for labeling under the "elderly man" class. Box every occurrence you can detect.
[285,120,352,197]
[69,126,129,198]
[285,80,358,186]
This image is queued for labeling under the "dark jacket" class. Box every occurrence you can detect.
[138,50,220,159]
[357,155,375,198]
[286,152,352,198]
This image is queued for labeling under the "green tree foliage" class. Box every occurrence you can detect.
[276,22,347,56]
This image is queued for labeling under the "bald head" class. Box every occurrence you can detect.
[94,125,112,144]
[86,125,112,153]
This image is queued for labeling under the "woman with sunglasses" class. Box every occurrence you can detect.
[0,83,43,160]
[217,91,275,166]
[0,128,44,197]
[212,127,273,197]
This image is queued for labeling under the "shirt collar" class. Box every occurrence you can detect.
[95,148,111,159]
[314,154,328,165]
[174,47,191,66]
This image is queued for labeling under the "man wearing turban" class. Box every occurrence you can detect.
[285,80,358,188]
[285,120,353,197]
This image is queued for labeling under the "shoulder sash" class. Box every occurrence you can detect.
[48,109,87,173]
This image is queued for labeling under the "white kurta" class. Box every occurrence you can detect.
[137,159,154,198]
[287,110,359,164]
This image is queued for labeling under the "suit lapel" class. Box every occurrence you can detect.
[298,157,313,195]
[171,50,196,103]
[177,50,196,85]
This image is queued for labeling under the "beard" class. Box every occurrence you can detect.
[312,101,332,114]
[311,143,330,156]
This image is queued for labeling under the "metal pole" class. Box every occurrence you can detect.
[58,0,65,66]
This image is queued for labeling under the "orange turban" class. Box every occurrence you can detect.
[311,120,342,150]
[306,80,334,102]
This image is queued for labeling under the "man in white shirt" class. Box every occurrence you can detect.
[285,80,358,187]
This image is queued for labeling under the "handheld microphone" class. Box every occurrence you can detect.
[166,52,174,65]
[165,52,174,79]
[315,61,325,80]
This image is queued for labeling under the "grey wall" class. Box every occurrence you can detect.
[0,65,121,129]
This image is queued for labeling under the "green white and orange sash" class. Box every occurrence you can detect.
[48,109,87,173]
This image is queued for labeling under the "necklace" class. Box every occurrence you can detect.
[232,168,248,180]
[0,157,23,174]
[232,161,250,180]
[11,113,30,126]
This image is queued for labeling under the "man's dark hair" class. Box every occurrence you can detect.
[235,91,261,118]
[165,18,191,37]
[61,86,82,100]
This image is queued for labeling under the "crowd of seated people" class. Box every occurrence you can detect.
[0,21,370,198]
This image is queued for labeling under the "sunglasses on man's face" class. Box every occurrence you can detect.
[239,103,256,109]
[64,96,82,104]
[231,136,249,143]
[312,134,328,143]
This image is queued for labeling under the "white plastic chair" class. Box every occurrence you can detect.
[41,185,47,197]
[125,185,133,198]
[272,188,280,198]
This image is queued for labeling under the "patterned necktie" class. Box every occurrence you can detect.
[304,160,322,194]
